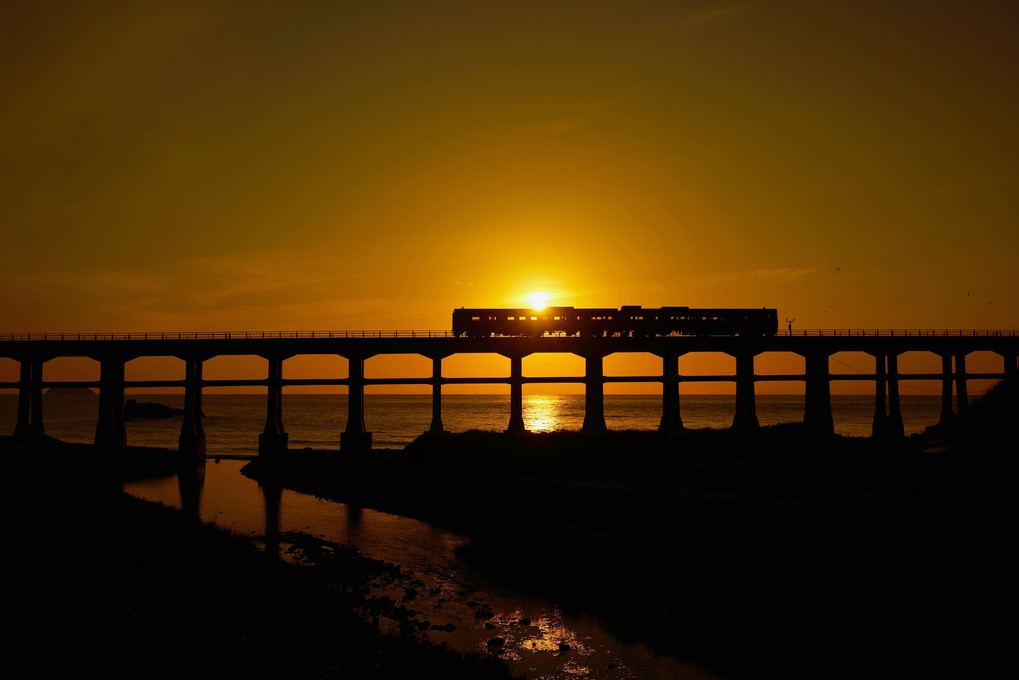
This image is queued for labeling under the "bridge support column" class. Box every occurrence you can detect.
[939,354,954,426]
[29,360,45,437]
[14,360,38,439]
[505,355,526,434]
[732,351,758,429]
[658,353,683,433]
[886,353,904,439]
[1003,353,1018,380]
[998,354,1014,381]
[178,358,206,459]
[429,356,447,434]
[94,358,126,450]
[259,357,288,457]
[954,353,968,414]
[803,352,834,434]
[341,356,372,451]
[582,353,607,433]
[872,354,888,438]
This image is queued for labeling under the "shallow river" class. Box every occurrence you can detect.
[125,459,718,680]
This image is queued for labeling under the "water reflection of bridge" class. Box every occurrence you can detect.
[2,331,1016,455]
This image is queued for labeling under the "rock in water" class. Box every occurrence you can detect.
[124,399,185,420]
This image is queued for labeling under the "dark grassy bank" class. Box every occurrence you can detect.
[244,380,1016,679]
[1,437,518,680]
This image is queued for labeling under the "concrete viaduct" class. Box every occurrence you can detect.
[2,331,1016,457]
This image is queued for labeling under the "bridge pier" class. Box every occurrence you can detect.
[178,358,206,459]
[341,355,372,451]
[259,357,289,457]
[803,351,834,434]
[16,359,46,439]
[731,350,758,429]
[658,353,684,432]
[581,353,607,433]
[428,355,447,434]
[886,354,904,439]
[1005,353,1018,379]
[94,358,126,450]
[15,359,45,439]
[954,353,968,414]
[505,354,526,433]
[872,354,888,438]
[939,354,954,426]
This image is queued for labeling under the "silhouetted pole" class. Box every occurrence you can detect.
[803,351,834,434]
[939,354,954,426]
[341,355,372,451]
[954,352,969,414]
[259,356,288,457]
[94,358,126,450]
[178,357,206,459]
[872,354,888,438]
[429,355,446,434]
[731,350,759,429]
[505,354,526,433]
[886,353,904,438]
[582,353,607,433]
[658,353,683,432]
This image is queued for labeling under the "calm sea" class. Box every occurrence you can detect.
[0,392,944,454]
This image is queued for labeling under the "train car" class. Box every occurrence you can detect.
[668,307,778,336]
[452,307,579,337]
[617,306,777,337]
[452,306,778,337]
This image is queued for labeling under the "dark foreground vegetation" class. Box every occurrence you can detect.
[245,379,1017,679]
[1,438,517,679]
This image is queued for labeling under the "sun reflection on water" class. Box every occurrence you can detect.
[523,394,571,432]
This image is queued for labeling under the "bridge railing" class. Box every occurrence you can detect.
[0,329,1014,341]
[777,329,1016,337]
[0,330,458,341]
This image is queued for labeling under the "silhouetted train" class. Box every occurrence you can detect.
[452,306,778,338]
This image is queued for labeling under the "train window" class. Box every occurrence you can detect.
[471,316,480,321]
[531,316,538,320]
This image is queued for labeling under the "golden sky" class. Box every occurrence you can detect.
[1,1,1017,391]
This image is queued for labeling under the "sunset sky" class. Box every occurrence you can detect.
[2,1,1017,391]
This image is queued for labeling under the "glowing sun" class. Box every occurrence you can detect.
[526,292,550,310]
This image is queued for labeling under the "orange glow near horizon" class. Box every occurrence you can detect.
[0,4,1017,394]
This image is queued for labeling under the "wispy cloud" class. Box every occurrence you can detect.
[663,2,752,30]
[701,266,820,285]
